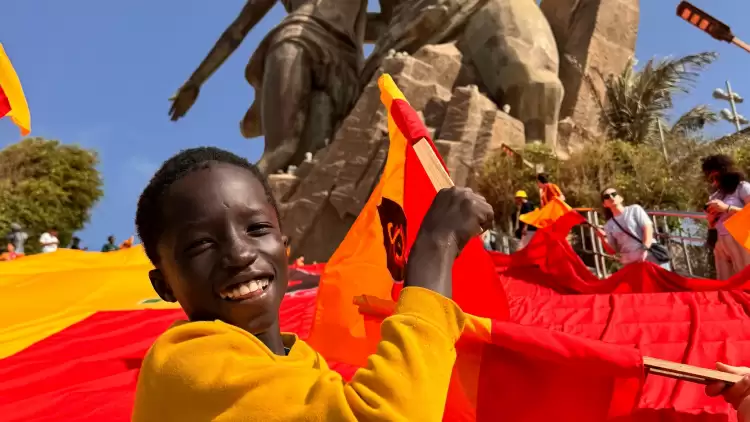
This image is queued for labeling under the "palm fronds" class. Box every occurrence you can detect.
[579,51,718,144]
[670,105,719,136]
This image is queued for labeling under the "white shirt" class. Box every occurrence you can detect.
[39,232,59,253]
[604,205,652,265]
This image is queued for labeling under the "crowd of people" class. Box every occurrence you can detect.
[495,154,750,280]
[2,227,137,260]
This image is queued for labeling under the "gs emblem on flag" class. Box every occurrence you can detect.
[377,197,407,281]
[138,298,164,305]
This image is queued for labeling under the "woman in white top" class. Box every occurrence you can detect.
[702,155,750,280]
[600,188,670,270]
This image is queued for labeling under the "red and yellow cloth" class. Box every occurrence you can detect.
[1,73,738,421]
[306,74,508,366]
[0,43,30,136]
[309,74,645,421]
[725,204,750,252]
[519,196,573,229]
[0,246,177,359]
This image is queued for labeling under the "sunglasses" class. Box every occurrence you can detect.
[601,192,618,201]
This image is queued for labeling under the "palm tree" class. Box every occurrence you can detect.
[578,52,719,145]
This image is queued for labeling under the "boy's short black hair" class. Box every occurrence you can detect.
[135,147,280,264]
[536,173,549,184]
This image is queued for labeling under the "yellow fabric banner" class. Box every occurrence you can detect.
[0,246,178,358]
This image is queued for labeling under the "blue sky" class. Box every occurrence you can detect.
[1,0,749,249]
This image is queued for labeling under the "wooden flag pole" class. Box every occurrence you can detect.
[644,357,743,385]
[732,37,750,54]
[412,137,454,190]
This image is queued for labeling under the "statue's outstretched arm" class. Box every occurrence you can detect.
[169,0,277,121]
[186,0,277,87]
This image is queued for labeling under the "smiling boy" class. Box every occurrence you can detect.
[131,147,493,421]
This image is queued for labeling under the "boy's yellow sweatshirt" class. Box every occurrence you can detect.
[132,287,465,422]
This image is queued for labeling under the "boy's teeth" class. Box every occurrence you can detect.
[222,278,272,300]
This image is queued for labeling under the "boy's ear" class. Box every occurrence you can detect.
[149,269,177,303]
[282,235,289,248]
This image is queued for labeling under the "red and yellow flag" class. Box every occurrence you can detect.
[725,204,750,252]
[308,75,647,420]
[0,246,177,359]
[0,43,31,136]
[519,197,573,229]
[306,74,509,366]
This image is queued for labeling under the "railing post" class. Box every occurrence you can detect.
[592,211,609,278]
[675,215,695,276]
[644,210,708,277]
[586,210,604,278]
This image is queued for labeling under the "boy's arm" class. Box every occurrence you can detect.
[132,287,464,422]
[339,286,465,420]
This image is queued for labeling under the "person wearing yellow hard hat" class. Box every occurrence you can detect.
[514,190,537,249]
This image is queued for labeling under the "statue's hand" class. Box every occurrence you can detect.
[169,81,200,121]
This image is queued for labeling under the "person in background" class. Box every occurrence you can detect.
[601,188,669,270]
[702,154,750,280]
[101,235,120,252]
[705,363,750,421]
[537,173,565,207]
[69,236,81,250]
[7,223,28,255]
[0,243,20,261]
[514,190,537,249]
[39,229,59,253]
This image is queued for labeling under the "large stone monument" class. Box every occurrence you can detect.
[541,0,640,135]
[170,0,639,261]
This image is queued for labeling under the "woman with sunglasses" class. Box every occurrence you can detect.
[600,188,670,269]
[701,154,750,280]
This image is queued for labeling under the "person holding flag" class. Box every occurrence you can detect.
[537,173,564,206]
[706,363,750,421]
[131,146,494,421]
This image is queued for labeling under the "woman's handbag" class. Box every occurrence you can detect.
[611,217,671,264]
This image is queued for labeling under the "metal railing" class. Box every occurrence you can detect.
[575,209,712,279]
[491,209,714,279]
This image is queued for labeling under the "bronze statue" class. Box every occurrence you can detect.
[169,0,370,175]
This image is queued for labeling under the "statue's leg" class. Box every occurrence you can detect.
[302,90,334,152]
[509,72,564,145]
[256,42,312,175]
